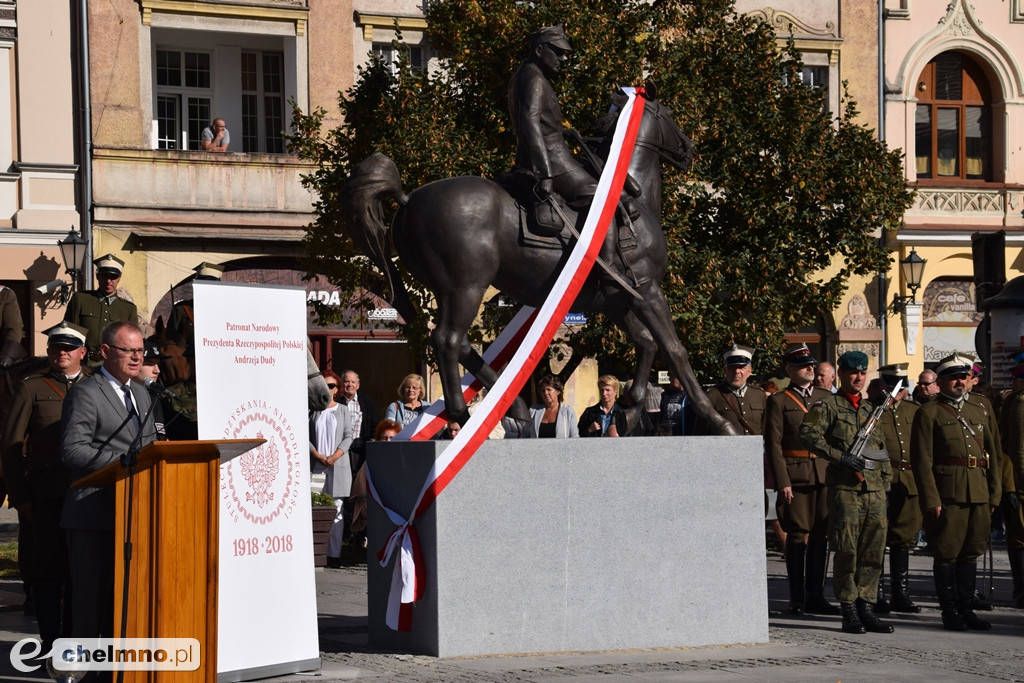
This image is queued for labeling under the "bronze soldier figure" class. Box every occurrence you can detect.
[911,354,1001,631]
[801,351,893,634]
[63,253,138,365]
[1,322,90,650]
[765,344,836,616]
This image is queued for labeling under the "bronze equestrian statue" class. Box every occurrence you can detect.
[341,27,739,437]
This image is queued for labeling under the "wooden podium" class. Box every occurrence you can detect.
[73,439,264,682]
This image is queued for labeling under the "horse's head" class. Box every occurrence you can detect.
[633,86,694,172]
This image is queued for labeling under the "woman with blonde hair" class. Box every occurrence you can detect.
[385,373,431,427]
[578,374,627,437]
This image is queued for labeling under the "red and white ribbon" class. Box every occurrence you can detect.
[367,87,646,631]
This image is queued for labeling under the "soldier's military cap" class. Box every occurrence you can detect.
[877,362,908,387]
[93,253,125,275]
[723,344,754,367]
[44,321,87,348]
[143,338,166,362]
[935,353,973,377]
[783,343,816,366]
[193,262,224,281]
[970,360,984,377]
[528,25,572,51]
[837,350,869,372]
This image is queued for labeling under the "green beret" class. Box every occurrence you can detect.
[837,351,869,372]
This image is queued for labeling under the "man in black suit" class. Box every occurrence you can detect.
[61,320,158,654]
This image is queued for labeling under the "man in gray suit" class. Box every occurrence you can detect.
[61,320,157,653]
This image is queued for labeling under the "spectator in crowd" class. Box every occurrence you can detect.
[644,377,662,426]
[374,418,402,442]
[310,369,355,568]
[579,375,627,437]
[1,322,89,651]
[814,361,837,393]
[442,420,461,439]
[802,351,893,635]
[348,419,404,549]
[385,373,431,428]
[529,375,578,438]
[658,374,688,436]
[998,356,1024,608]
[61,321,158,658]
[872,363,922,614]
[201,118,230,152]
[63,254,138,366]
[911,354,1000,631]
[0,283,26,367]
[766,343,836,617]
[698,344,766,435]
[913,369,939,404]
[337,369,379,474]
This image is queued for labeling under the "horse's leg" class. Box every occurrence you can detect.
[456,340,532,423]
[630,289,740,436]
[613,309,658,434]
[431,291,486,427]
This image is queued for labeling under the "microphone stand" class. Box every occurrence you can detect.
[115,389,160,683]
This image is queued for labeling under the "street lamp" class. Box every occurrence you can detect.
[890,247,926,314]
[57,227,88,305]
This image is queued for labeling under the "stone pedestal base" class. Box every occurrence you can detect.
[367,436,768,657]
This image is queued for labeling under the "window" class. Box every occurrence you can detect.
[914,52,992,181]
[155,49,212,150]
[372,43,425,76]
[798,65,829,91]
[241,52,285,154]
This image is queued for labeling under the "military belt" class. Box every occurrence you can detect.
[783,449,815,459]
[934,455,988,469]
[890,459,912,471]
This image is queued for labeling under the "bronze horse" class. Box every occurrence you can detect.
[343,89,738,436]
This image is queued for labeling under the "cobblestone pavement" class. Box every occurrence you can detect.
[2,506,1023,681]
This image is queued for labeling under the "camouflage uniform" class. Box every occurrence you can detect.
[802,394,891,605]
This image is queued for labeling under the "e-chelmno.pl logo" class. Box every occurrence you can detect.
[10,637,200,673]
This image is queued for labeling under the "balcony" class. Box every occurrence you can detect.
[906,185,1024,229]
[91,147,315,240]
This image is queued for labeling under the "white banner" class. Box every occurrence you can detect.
[193,281,319,677]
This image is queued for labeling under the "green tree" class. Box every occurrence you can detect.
[288,0,913,380]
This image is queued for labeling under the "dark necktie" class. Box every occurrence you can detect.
[122,384,140,432]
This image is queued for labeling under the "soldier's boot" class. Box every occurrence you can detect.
[804,537,840,615]
[785,541,806,615]
[956,561,992,630]
[890,547,921,613]
[935,563,967,631]
[32,582,62,652]
[856,598,894,633]
[1009,546,1024,609]
[840,603,865,634]
[971,588,993,611]
[875,574,891,614]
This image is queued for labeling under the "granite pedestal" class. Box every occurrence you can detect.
[366,436,767,657]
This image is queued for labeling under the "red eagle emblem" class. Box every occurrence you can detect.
[239,431,280,508]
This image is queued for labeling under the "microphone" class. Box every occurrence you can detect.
[143,377,176,399]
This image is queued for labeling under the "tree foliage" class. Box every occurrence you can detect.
[288,0,913,379]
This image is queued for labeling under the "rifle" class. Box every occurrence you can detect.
[839,380,904,481]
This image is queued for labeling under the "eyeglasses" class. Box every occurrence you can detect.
[918,381,935,387]
[326,383,337,389]
[109,345,144,356]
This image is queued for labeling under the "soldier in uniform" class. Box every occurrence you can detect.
[167,261,224,353]
[0,283,26,367]
[699,344,765,435]
[63,253,138,365]
[911,354,1001,631]
[801,351,893,634]
[872,363,922,613]
[765,343,836,615]
[0,322,89,650]
[998,357,1024,608]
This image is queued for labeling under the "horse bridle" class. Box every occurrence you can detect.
[632,101,693,169]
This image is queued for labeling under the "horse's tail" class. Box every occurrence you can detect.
[341,153,416,321]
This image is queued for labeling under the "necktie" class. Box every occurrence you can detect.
[122,384,141,432]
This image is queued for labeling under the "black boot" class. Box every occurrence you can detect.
[956,562,992,630]
[805,537,840,615]
[890,547,921,613]
[856,598,894,633]
[935,564,967,631]
[875,574,891,614]
[1009,546,1024,609]
[31,582,63,651]
[785,541,806,615]
[840,602,865,634]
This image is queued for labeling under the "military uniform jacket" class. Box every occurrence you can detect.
[881,399,919,495]
[1,368,89,505]
[911,395,1000,511]
[999,389,1024,495]
[63,290,138,358]
[703,383,766,435]
[508,62,580,181]
[765,385,832,489]
[801,394,891,492]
